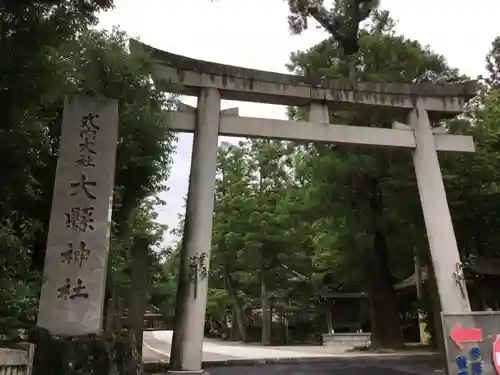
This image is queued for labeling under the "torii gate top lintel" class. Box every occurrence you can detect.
[131,40,477,118]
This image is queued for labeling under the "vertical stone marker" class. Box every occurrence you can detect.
[37,95,119,336]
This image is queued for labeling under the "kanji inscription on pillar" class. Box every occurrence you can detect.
[37,95,118,336]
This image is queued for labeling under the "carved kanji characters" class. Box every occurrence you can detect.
[77,113,99,168]
[57,278,89,300]
[60,241,91,268]
[65,206,94,232]
[69,173,96,200]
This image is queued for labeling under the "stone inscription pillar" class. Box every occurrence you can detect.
[37,95,119,335]
[169,88,221,374]
[410,100,471,314]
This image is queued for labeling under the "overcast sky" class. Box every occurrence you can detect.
[98,0,500,245]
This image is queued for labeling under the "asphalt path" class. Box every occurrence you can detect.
[143,331,443,375]
[143,335,243,362]
[206,359,443,375]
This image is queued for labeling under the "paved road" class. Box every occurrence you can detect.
[143,331,444,374]
[143,331,349,362]
[207,359,443,375]
[143,331,370,361]
[143,335,243,362]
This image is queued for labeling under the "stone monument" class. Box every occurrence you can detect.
[37,95,119,336]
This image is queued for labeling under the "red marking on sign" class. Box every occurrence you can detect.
[449,322,483,349]
[493,335,500,375]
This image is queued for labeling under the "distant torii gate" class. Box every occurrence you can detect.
[131,40,477,374]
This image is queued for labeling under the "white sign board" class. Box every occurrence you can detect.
[442,312,500,375]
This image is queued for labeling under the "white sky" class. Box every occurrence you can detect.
[98,0,500,245]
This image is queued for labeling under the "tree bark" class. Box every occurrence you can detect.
[363,231,404,349]
[230,308,238,341]
[326,302,333,333]
[360,176,404,349]
[128,240,149,356]
[260,275,272,346]
[225,271,248,342]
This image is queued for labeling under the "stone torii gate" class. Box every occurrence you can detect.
[131,40,477,374]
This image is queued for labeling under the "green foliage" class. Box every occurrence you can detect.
[283,4,483,347]
[485,37,500,89]
[6,0,500,353]
[0,1,177,341]
[201,1,500,347]
[29,327,143,375]
[285,8,461,287]
[0,221,40,340]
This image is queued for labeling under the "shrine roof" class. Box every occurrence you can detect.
[394,267,429,290]
[465,255,500,276]
[395,257,500,292]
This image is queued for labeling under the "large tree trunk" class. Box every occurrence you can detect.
[230,308,238,341]
[260,275,272,346]
[348,55,357,87]
[363,231,404,349]
[326,305,333,334]
[360,176,404,349]
[128,241,149,356]
[225,272,247,342]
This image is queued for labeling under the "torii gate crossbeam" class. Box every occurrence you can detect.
[168,104,475,152]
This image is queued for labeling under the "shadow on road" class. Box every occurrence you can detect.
[206,358,443,375]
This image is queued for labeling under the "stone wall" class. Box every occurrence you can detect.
[322,332,372,348]
[0,343,34,375]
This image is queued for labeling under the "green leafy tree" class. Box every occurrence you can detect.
[210,139,319,344]
[0,0,113,341]
[0,22,178,348]
[285,2,467,348]
[287,0,380,82]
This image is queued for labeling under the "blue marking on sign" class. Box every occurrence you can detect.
[470,347,481,359]
[469,346,483,375]
[456,356,468,370]
[471,362,483,375]
[454,347,484,375]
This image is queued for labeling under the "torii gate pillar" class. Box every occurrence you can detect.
[169,88,220,374]
[410,101,471,313]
